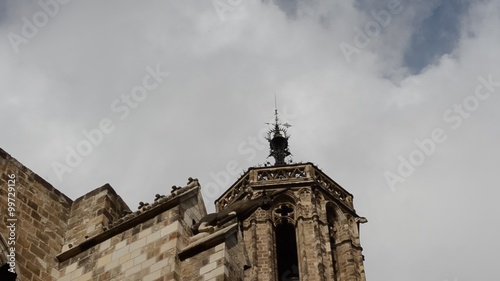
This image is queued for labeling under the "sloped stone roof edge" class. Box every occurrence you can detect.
[56,185,200,262]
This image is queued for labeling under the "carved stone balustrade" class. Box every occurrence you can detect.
[215,163,355,213]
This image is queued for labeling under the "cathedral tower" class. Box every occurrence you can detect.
[0,108,368,281]
[214,110,368,281]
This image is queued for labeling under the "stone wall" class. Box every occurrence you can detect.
[64,185,131,248]
[58,216,182,281]
[57,187,204,281]
[0,147,229,281]
[179,223,247,281]
[242,208,276,281]
[0,148,72,281]
[181,243,223,281]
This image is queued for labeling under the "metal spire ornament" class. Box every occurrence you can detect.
[266,97,292,166]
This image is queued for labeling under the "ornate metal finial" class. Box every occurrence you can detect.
[266,95,292,166]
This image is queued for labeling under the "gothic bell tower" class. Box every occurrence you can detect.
[215,109,368,281]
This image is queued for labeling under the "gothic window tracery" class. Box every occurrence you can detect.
[273,202,295,225]
[272,201,300,280]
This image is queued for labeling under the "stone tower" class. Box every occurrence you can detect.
[214,111,368,281]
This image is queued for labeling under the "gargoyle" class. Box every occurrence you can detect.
[191,189,287,235]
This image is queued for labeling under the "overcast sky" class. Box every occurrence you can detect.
[1,0,499,280]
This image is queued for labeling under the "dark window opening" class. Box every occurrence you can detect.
[0,263,17,281]
[0,235,17,281]
[276,222,300,281]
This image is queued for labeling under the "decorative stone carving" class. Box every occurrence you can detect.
[273,202,295,225]
[191,189,287,237]
[185,177,199,188]
[138,201,150,211]
[171,177,199,194]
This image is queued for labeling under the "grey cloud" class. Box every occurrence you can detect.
[0,1,499,281]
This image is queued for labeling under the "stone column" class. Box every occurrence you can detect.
[333,216,365,281]
[295,187,325,281]
[247,208,276,281]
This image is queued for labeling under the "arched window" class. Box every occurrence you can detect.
[0,234,18,281]
[273,202,300,281]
